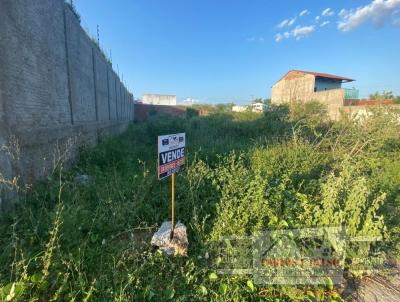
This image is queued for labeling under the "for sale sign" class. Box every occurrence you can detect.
[158,133,185,179]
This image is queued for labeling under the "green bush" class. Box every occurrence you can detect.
[186,107,199,119]
[0,104,399,301]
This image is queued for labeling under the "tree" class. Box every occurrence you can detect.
[252,98,271,105]
[263,98,271,105]
[369,90,395,100]
[215,103,234,113]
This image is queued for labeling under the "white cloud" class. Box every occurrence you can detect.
[247,36,265,42]
[277,19,289,28]
[292,25,315,39]
[320,21,330,27]
[275,25,315,42]
[338,9,347,17]
[338,0,400,31]
[275,33,283,42]
[277,17,296,28]
[288,17,296,26]
[322,8,335,17]
[299,9,310,17]
[315,15,320,22]
[390,5,400,25]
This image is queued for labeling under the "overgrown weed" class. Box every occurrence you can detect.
[0,104,399,300]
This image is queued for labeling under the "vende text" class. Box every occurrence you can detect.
[159,148,185,165]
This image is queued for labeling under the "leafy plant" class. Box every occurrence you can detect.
[0,104,399,300]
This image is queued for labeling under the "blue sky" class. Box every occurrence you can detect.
[74,0,400,104]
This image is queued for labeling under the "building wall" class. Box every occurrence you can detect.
[142,94,177,106]
[314,89,345,120]
[271,71,345,120]
[0,0,134,209]
[271,71,315,104]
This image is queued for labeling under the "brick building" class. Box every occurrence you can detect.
[271,70,358,119]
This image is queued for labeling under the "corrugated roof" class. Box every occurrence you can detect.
[274,70,355,85]
[295,70,354,82]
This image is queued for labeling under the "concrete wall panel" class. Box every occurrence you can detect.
[108,70,117,120]
[93,48,109,121]
[0,0,71,130]
[115,78,121,120]
[65,7,96,123]
[0,0,134,207]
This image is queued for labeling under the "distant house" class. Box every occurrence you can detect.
[271,70,358,119]
[251,103,268,112]
[232,105,247,112]
[232,103,267,113]
[142,94,177,106]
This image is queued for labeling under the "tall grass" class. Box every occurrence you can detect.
[0,104,399,301]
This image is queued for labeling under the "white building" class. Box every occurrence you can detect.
[142,94,177,106]
[251,103,267,112]
[232,105,248,112]
[181,98,199,106]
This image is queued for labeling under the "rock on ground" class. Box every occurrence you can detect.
[341,261,400,301]
[151,221,188,256]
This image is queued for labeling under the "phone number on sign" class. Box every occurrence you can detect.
[159,158,185,174]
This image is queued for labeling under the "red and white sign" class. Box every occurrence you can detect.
[158,133,185,179]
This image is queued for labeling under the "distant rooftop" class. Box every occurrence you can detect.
[291,70,355,83]
[274,70,355,85]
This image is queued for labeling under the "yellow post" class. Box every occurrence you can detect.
[171,173,175,239]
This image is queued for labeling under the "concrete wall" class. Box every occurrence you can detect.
[271,71,316,105]
[108,70,118,120]
[0,0,134,209]
[314,89,345,120]
[93,48,110,122]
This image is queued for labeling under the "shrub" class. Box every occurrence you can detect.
[1,105,399,300]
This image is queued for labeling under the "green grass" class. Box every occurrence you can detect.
[0,104,399,301]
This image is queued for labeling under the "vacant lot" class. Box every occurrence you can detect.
[1,104,400,301]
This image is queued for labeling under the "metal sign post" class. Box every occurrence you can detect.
[171,173,175,238]
[157,133,185,239]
